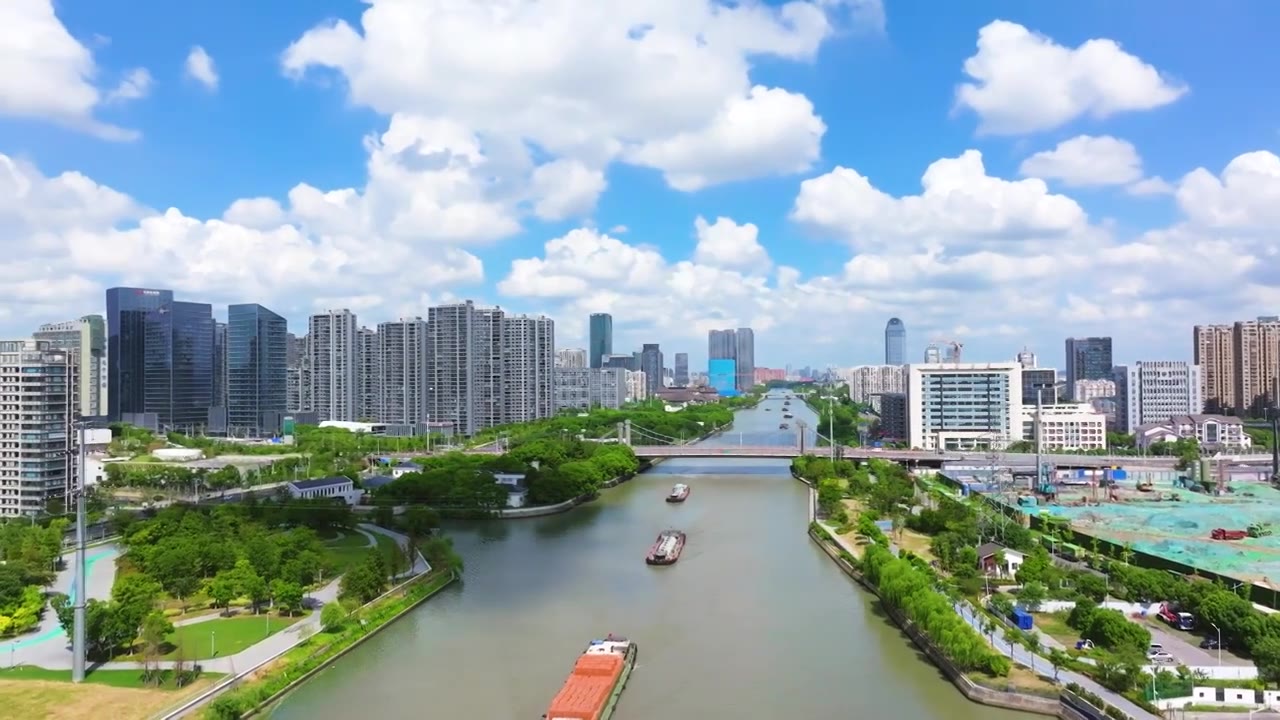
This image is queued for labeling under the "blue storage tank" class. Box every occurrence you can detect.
[1011,608,1034,630]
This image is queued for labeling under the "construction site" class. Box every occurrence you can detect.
[966,457,1280,585]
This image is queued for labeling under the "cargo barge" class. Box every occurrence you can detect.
[543,634,638,720]
[666,483,690,503]
[646,530,686,565]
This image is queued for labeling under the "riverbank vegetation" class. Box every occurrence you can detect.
[0,668,219,720]
[203,569,458,720]
[471,399,743,446]
[0,520,68,637]
[797,454,1205,710]
[377,439,642,509]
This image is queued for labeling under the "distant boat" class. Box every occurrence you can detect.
[666,483,690,503]
[542,634,638,720]
[646,530,686,565]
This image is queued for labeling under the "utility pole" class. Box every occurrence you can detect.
[1035,387,1044,493]
[828,395,836,464]
[1270,406,1279,485]
[72,421,87,683]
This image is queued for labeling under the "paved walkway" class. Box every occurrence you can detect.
[6,543,120,667]
[820,525,1159,720]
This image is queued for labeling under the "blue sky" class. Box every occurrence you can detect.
[2,0,1278,371]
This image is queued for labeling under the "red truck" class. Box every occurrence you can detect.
[1211,528,1248,540]
[1158,603,1196,631]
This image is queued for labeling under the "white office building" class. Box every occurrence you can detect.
[554,368,627,411]
[32,316,105,418]
[1019,403,1108,451]
[907,363,1022,451]
[1113,361,1203,433]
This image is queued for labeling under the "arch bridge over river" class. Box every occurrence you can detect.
[268,393,1040,719]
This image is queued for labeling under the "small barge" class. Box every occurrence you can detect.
[645,530,686,565]
[666,483,690,503]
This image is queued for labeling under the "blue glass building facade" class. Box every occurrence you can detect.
[709,358,737,396]
[589,313,613,369]
[106,287,214,428]
[106,287,174,420]
[227,304,288,434]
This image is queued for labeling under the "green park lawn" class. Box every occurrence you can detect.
[0,665,223,689]
[325,529,398,573]
[121,614,303,661]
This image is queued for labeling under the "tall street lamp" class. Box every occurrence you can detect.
[1210,622,1222,666]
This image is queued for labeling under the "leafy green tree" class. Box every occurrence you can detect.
[320,602,346,632]
[1018,581,1047,611]
[208,572,237,611]
[272,580,305,616]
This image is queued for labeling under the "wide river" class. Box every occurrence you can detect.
[270,393,1039,719]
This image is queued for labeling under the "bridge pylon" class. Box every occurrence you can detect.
[621,419,632,446]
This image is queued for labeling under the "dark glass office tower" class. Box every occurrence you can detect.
[588,313,613,369]
[228,304,288,435]
[885,318,906,365]
[640,343,663,396]
[106,287,174,420]
[1064,337,1113,399]
[168,301,215,429]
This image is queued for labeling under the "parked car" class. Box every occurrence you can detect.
[1200,637,1223,650]
[1075,639,1095,650]
[1148,650,1176,663]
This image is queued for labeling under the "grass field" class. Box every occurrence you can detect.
[0,667,218,720]
[325,529,398,573]
[120,614,303,661]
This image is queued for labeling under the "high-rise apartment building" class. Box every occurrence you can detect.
[1064,337,1113,399]
[556,348,587,368]
[1113,361,1203,433]
[554,367,627,411]
[734,328,755,392]
[639,344,663,397]
[33,315,106,417]
[227,304,287,435]
[378,318,429,425]
[923,344,942,363]
[308,310,359,422]
[1193,324,1236,413]
[428,302,503,436]
[1233,318,1280,417]
[1073,379,1116,403]
[502,315,555,423]
[1016,347,1037,369]
[840,365,906,410]
[906,362,1023,451]
[884,318,906,365]
[673,353,689,386]
[286,333,311,413]
[1,339,76,517]
[588,313,613,369]
[356,327,380,422]
[107,288,215,429]
[625,370,648,403]
[708,328,756,392]
[1193,318,1280,416]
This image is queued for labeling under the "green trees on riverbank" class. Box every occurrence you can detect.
[378,439,641,508]
[860,543,1011,677]
[472,400,740,445]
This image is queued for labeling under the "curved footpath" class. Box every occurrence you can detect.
[815,523,1158,720]
[8,544,120,666]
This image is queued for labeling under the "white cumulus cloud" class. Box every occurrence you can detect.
[1019,135,1144,187]
[0,0,147,140]
[955,20,1187,135]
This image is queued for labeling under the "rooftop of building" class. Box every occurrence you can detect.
[289,476,353,490]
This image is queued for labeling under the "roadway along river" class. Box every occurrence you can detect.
[269,394,1040,719]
